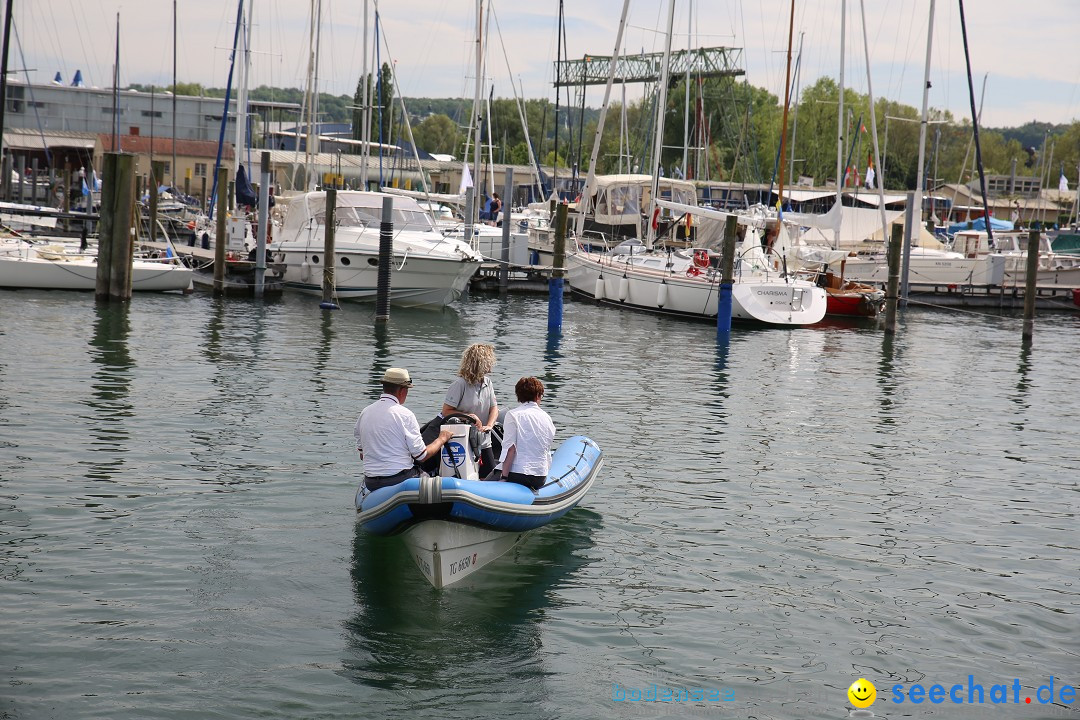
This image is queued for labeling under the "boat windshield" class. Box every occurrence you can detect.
[306,194,437,232]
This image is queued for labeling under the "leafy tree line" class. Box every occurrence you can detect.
[141,77,1080,191]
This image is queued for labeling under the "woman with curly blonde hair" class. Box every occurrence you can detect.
[441,343,499,476]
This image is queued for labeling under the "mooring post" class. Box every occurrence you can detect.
[548,202,568,332]
[256,151,270,299]
[62,162,72,231]
[30,158,39,204]
[103,153,136,301]
[321,186,339,309]
[149,160,164,244]
[375,195,394,323]
[1,152,11,201]
[499,168,513,294]
[1022,229,1039,342]
[95,153,119,299]
[214,166,228,295]
[716,214,738,336]
[13,154,22,203]
[884,221,903,334]
[900,190,915,307]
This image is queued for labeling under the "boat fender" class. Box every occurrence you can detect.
[301,260,310,282]
[618,275,629,302]
[657,281,668,307]
[594,276,605,300]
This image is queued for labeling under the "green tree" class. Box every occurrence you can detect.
[411,114,461,156]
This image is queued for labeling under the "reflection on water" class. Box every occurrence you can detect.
[312,309,337,396]
[344,510,600,712]
[4,294,1080,720]
[189,298,276,487]
[876,334,898,430]
[542,331,563,398]
[80,302,133,481]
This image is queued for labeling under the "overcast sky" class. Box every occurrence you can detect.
[11,0,1080,129]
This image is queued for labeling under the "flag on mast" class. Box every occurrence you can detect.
[459,162,473,195]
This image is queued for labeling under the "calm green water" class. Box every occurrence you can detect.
[1,290,1077,719]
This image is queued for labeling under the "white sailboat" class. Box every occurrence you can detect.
[563,0,826,326]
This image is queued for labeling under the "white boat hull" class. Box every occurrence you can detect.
[276,248,479,307]
[0,247,194,292]
[402,520,527,589]
[565,251,827,326]
[841,254,1006,286]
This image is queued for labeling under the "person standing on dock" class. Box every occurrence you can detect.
[355,368,454,492]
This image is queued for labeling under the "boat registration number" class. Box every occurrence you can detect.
[414,553,432,578]
[449,553,478,576]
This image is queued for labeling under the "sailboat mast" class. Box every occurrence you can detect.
[360,0,370,189]
[681,0,691,180]
[465,0,483,245]
[575,0,631,238]
[789,31,804,184]
[775,0,795,217]
[172,0,177,186]
[913,0,935,239]
[113,13,120,151]
[0,0,13,158]
[957,0,991,243]
[233,0,252,177]
[645,0,677,249]
[834,0,845,248]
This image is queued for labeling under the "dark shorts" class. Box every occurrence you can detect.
[504,471,547,491]
[364,468,419,491]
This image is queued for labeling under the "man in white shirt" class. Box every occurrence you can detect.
[355,367,454,491]
[496,377,556,491]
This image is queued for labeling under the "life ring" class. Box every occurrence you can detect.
[693,249,709,268]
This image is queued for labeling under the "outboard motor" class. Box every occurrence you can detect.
[439,417,480,481]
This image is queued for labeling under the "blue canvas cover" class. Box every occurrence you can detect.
[947,215,1014,235]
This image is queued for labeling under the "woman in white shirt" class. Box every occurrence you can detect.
[497,377,555,490]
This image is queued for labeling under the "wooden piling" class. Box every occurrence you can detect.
[62,162,72,230]
[148,160,164,243]
[213,166,228,295]
[95,152,136,301]
[256,151,271,300]
[1,152,11,201]
[30,158,38,204]
[499,168,513,293]
[95,154,118,298]
[1022,229,1039,342]
[13,154,22,203]
[884,221,903,335]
